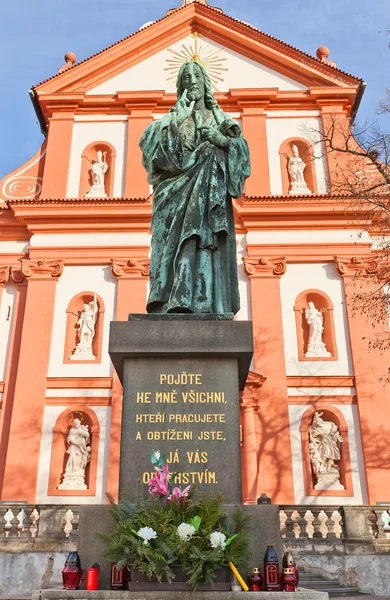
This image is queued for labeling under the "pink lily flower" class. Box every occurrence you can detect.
[166,485,192,503]
[148,463,170,497]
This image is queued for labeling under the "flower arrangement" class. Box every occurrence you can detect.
[99,450,251,589]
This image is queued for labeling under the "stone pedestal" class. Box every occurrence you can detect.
[109,315,253,503]
[34,590,329,600]
[78,504,283,591]
[314,472,345,491]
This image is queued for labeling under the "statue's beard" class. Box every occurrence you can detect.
[187,88,204,103]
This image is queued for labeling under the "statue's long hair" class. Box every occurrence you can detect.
[176,61,219,110]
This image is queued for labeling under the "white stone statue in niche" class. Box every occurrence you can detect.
[85,150,108,198]
[70,294,98,360]
[305,301,331,357]
[309,411,344,490]
[288,144,311,195]
[58,418,91,490]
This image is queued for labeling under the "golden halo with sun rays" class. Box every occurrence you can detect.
[164,33,228,91]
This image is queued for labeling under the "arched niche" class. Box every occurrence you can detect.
[300,404,353,497]
[294,289,337,361]
[279,137,318,196]
[79,141,116,198]
[48,406,100,496]
[63,291,105,364]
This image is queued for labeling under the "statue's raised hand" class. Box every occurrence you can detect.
[175,89,195,126]
[200,126,229,150]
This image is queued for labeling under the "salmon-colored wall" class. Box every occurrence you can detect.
[336,257,390,504]
[241,106,271,196]
[107,258,150,499]
[243,255,295,504]
[40,112,74,199]
[0,272,26,497]
[1,260,63,502]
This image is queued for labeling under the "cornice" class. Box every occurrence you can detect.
[234,194,372,232]
[242,256,286,278]
[111,258,150,278]
[35,88,358,120]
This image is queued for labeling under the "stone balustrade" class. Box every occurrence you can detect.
[279,504,390,553]
[0,504,79,552]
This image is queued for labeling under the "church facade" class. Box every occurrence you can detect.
[0,0,389,508]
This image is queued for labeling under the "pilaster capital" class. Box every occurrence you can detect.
[21,259,64,280]
[334,255,384,278]
[111,258,150,279]
[0,265,10,286]
[240,370,266,410]
[242,256,287,278]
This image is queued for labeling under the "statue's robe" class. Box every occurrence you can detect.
[140,105,250,314]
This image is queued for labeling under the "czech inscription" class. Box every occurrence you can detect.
[134,371,230,489]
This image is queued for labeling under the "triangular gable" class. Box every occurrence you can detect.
[33,2,361,97]
[87,34,307,96]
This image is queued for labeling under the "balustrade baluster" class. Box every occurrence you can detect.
[29,508,40,538]
[63,509,75,538]
[297,508,309,539]
[311,508,323,539]
[378,510,390,539]
[283,508,296,540]
[325,509,336,539]
[16,509,26,537]
[367,509,379,539]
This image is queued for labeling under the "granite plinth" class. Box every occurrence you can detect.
[77,505,282,593]
[109,318,253,503]
[129,313,234,321]
[33,590,329,600]
[109,318,253,391]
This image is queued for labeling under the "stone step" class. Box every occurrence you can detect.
[328,591,362,598]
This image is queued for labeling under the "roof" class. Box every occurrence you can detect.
[32,1,362,92]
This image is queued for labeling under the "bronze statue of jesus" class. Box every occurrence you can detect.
[140,61,251,314]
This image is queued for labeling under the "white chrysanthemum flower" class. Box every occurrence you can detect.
[137,527,157,545]
[209,531,226,549]
[177,522,196,541]
[155,450,161,461]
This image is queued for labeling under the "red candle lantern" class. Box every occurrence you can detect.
[62,552,83,590]
[86,566,100,590]
[248,567,263,591]
[282,551,299,588]
[282,567,299,592]
[264,546,280,591]
[111,563,129,590]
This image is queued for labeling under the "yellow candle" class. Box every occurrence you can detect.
[229,561,249,592]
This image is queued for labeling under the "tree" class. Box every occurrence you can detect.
[303,102,390,365]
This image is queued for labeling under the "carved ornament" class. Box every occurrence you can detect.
[21,260,64,280]
[242,256,287,278]
[0,266,10,286]
[111,258,150,278]
[10,268,25,284]
[334,255,382,277]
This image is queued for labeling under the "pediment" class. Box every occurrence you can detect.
[34,3,360,98]
[86,34,307,95]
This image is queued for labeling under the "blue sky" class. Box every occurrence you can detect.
[1,0,389,178]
